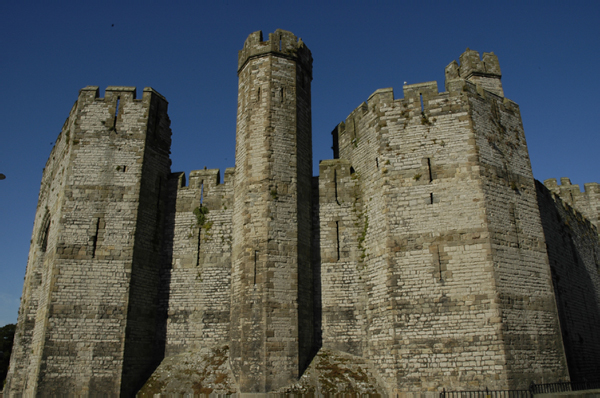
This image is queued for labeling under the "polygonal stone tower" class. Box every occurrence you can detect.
[4,86,171,396]
[230,29,314,392]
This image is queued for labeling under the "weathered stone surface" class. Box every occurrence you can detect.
[137,345,237,396]
[5,33,600,397]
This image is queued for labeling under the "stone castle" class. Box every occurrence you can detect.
[5,30,600,396]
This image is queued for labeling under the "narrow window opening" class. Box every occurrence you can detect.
[121,166,127,172]
[254,250,258,285]
[430,193,434,204]
[427,158,433,182]
[419,93,424,112]
[91,218,100,258]
[281,87,285,101]
[435,246,444,282]
[40,214,51,253]
[200,181,204,204]
[334,169,340,205]
[335,221,340,261]
[113,96,120,129]
[279,36,282,51]
[331,127,340,159]
[196,221,202,267]
[257,87,261,102]
[376,158,379,168]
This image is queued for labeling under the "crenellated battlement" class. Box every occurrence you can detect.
[9,36,600,397]
[77,86,167,103]
[544,177,600,229]
[237,29,312,75]
[445,48,503,97]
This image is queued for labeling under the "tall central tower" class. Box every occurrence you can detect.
[230,29,314,392]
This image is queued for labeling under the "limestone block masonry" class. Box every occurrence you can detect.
[5,30,600,397]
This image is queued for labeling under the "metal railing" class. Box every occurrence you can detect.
[441,380,600,398]
[441,388,531,398]
[530,381,600,394]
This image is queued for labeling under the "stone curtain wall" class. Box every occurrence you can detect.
[160,168,234,357]
[318,159,367,356]
[544,178,600,230]
[536,181,600,382]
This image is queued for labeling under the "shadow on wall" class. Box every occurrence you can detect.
[536,180,600,382]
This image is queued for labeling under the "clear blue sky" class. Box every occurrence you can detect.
[1,1,599,326]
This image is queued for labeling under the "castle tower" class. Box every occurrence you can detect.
[4,86,172,396]
[323,49,568,392]
[230,30,314,392]
[445,48,504,97]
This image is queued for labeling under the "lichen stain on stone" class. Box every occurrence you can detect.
[137,345,237,396]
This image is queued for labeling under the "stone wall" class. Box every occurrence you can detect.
[230,29,314,392]
[159,168,234,357]
[4,92,77,394]
[330,81,514,392]
[5,86,172,396]
[544,178,600,230]
[468,80,567,386]
[5,34,600,397]
[323,49,570,393]
[536,181,600,382]
[318,159,366,356]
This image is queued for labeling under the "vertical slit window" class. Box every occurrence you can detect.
[196,220,202,267]
[430,193,434,204]
[91,218,100,258]
[254,250,258,285]
[200,181,204,204]
[334,169,339,205]
[419,93,424,112]
[114,96,120,129]
[335,221,340,261]
[376,158,379,168]
[427,158,433,182]
[435,246,443,282]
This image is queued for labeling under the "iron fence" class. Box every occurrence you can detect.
[441,380,600,398]
[440,388,530,398]
[530,380,600,394]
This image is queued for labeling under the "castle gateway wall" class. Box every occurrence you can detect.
[5,31,600,397]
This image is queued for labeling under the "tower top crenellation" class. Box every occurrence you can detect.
[237,29,312,76]
[445,48,503,96]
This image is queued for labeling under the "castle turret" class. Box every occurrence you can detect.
[445,48,504,97]
[230,30,314,392]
